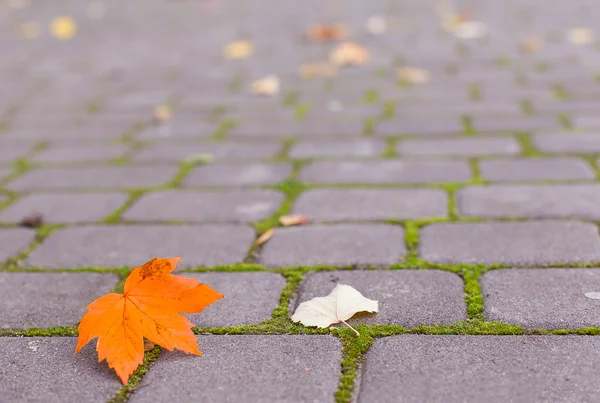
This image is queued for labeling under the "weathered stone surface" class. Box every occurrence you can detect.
[295,270,466,327]
[289,139,385,158]
[185,272,285,327]
[0,228,35,263]
[0,272,118,328]
[375,118,464,136]
[6,166,178,190]
[479,157,594,181]
[183,163,291,187]
[471,115,562,132]
[299,160,471,184]
[420,221,600,265]
[26,225,254,268]
[0,193,128,223]
[397,137,520,156]
[123,190,283,222]
[293,189,447,221]
[228,119,364,137]
[458,184,600,219]
[260,224,405,267]
[137,122,217,139]
[533,133,600,153]
[0,338,121,403]
[360,335,600,403]
[130,335,342,403]
[132,141,282,162]
[0,143,33,163]
[32,145,129,163]
[481,268,600,329]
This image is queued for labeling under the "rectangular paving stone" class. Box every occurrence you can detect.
[533,133,600,153]
[471,115,562,132]
[32,145,129,164]
[6,166,178,190]
[228,119,364,137]
[397,136,521,156]
[184,272,285,327]
[289,139,385,158]
[0,193,128,223]
[260,224,405,267]
[420,221,600,265]
[132,141,282,162]
[458,184,600,219]
[0,272,118,328]
[183,163,291,187]
[123,190,283,222]
[375,118,464,136]
[293,189,447,221]
[294,270,465,327]
[137,122,217,139]
[482,268,600,329]
[4,128,131,140]
[360,335,600,403]
[479,157,594,181]
[0,337,121,403]
[26,225,254,268]
[299,160,471,184]
[0,143,34,164]
[130,335,342,403]
[0,228,35,263]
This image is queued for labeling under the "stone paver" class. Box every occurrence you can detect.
[0,228,36,263]
[0,143,34,163]
[0,272,118,328]
[360,336,600,403]
[420,221,600,265]
[293,189,447,221]
[123,190,283,222]
[396,137,521,156]
[26,225,254,268]
[289,139,385,158]
[137,122,216,139]
[375,118,464,136]
[183,163,291,187]
[300,160,471,184]
[482,268,600,329]
[0,338,121,403]
[458,184,600,219]
[533,133,600,153]
[32,145,129,164]
[132,141,282,162]
[295,270,466,327]
[130,335,342,403]
[6,166,178,190]
[479,157,595,181]
[185,272,285,327]
[260,224,405,267]
[470,115,562,132]
[0,193,128,223]
[228,120,364,137]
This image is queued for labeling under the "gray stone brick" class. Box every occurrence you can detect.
[0,143,34,164]
[482,268,600,329]
[360,335,600,403]
[260,224,405,267]
[0,272,118,328]
[123,190,283,222]
[533,133,600,153]
[183,163,291,187]
[471,115,562,132]
[6,166,178,190]
[458,184,600,219]
[479,157,594,181]
[289,139,385,158]
[397,137,521,156]
[32,145,129,164]
[299,160,471,184]
[4,128,131,140]
[420,221,600,265]
[137,122,217,139]
[0,338,121,403]
[294,270,466,327]
[0,193,128,223]
[132,141,282,162]
[130,335,341,403]
[229,119,364,137]
[185,272,285,327]
[0,228,35,263]
[375,118,464,136]
[293,189,447,221]
[26,225,254,268]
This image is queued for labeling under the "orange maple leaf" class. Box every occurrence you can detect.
[75,257,223,384]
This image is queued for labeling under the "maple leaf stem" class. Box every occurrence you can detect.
[340,319,360,336]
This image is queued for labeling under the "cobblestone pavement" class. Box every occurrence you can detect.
[2,0,600,401]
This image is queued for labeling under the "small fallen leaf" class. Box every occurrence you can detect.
[291,284,378,336]
[279,214,310,226]
[255,228,275,246]
[50,16,77,40]
[20,212,44,228]
[398,67,430,84]
[519,36,544,53]
[75,257,223,384]
[585,292,600,299]
[152,104,172,124]
[306,23,347,42]
[366,16,387,35]
[223,40,253,59]
[567,27,595,45]
[18,22,40,40]
[329,42,370,67]
[250,75,280,96]
[453,21,487,39]
[143,339,155,352]
[298,62,337,79]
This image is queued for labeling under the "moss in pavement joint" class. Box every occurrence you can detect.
[461,115,475,135]
[467,83,481,101]
[363,117,377,137]
[210,118,237,140]
[333,327,374,403]
[382,139,397,158]
[109,346,162,403]
[294,103,310,120]
[282,91,299,107]
[363,89,379,104]
[468,158,485,184]
[515,132,542,157]
[0,326,78,337]
[552,84,569,100]
[381,100,395,120]
[520,99,534,115]
[558,112,572,129]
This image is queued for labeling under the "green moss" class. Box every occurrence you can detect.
[520,99,534,115]
[294,103,310,120]
[468,84,481,101]
[0,326,78,337]
[283,91,299,107]
[558,112,572,129]
[381,100,395,120]
[333,327,374,403]
[553,84,569,100]
[515,132,541,157]
[363,89,379,104]
[363,117,377,136]
[228,74,245,93]
[382,139,397,158]
[211,118,237,140]
[462,115,475,135]
[109,346,162,403]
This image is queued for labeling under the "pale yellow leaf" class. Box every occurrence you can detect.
[453,21,487,39]
[223,40,253,59]
[519,36,543,53]
[398,67,430,84]
[152,104,172,124]
[279,214,310,226]
[329,42,370,67]
[298,62,337,79]
[50,16,77,40]
[250,75,280,96]
[567,27,595,45]
[366,16,387,35]
[306,23,347,42]
[255,228,275,246]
